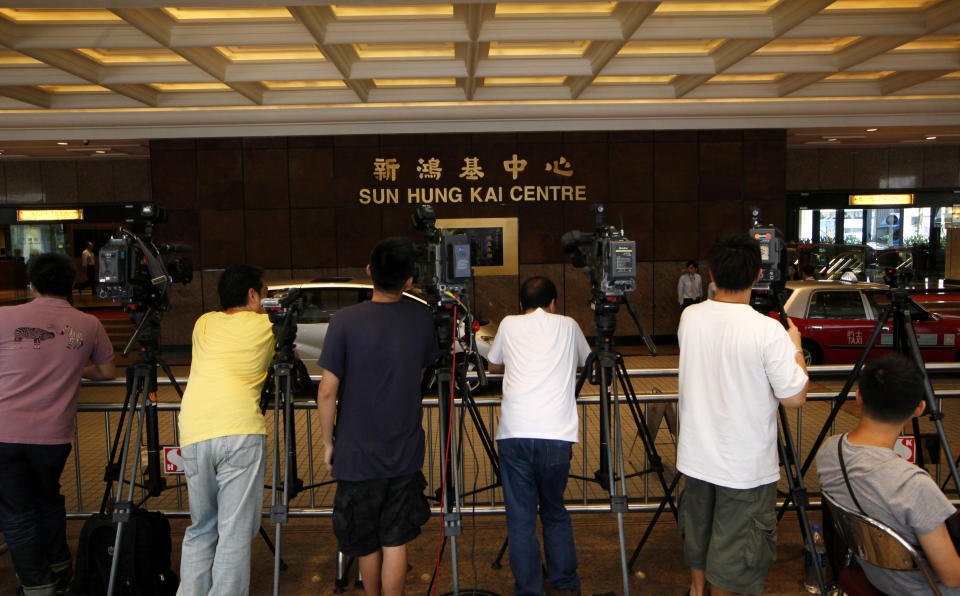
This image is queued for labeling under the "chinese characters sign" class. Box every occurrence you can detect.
[358,153,587,205]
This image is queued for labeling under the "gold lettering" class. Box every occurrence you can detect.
[484,187,499,203]
[562,186,573,201]
[537,186,549,201]
[524,186,536,201]
[449,187,463,203]
[408,188,424,203]
[510,186,523,201]
[576,185,586,200]
[359,188,371,205]
[470,187,483,202]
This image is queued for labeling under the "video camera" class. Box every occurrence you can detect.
[561,204,637,298]
[97,204,192,310]
[260,289,303,348]
[749,207,787,294]
[411,205,472,305]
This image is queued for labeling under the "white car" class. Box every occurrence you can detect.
[266,278,496,383]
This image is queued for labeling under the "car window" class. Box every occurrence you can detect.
[865,291,928,320]
[299,288,374,323]
[807,291,867,320]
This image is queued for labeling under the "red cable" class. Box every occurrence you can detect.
[431,305,458,596]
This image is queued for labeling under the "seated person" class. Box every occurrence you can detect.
[816,353,960,594]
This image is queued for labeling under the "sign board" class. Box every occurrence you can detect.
[163,446,184,475]
[894,436,916,463]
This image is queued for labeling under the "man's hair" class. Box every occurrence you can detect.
[858,354,925,423]
[369,237,415,293]
[707,235,761,292]
[218,264,264,310]
[28,253,76,297]
[685,260,698,269]
[520,276,557,311]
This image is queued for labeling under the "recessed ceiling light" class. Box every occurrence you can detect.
[866,128,878,132]
[828,138,838,142]
[56,141,68,145]
[926,136,937,140]
[94,150,107,154]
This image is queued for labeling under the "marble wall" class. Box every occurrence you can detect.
[787,146,960,190]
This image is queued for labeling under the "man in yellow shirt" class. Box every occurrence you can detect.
[176,265,275,596]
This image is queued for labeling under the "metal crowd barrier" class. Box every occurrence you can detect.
[69,364,960,519]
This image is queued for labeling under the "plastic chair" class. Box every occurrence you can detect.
[823,493,942,596]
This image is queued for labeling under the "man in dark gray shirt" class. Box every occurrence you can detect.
[817,353,960,595]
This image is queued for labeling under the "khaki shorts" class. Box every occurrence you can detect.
[678,476,778,595]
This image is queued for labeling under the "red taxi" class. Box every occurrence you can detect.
[781,280,960,365]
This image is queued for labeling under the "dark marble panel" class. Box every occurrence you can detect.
[337,266,368,279]
[242,137,286,149]
[562,263,592,332]
[470,132,516,145]
[77,161,114,203]
[653,202,697,260]
[5,161,42,204]
[514,142,555,188]
[655,131,697,143]
[923,146,960,188]
[471,203,519,219]
[818,149,855,190]
[113,160,152,204]
[150,139,196,151]
[564,131,608,144]
[245,209,290,269]
[424,133,471,146]
[699,201,744,260]
[377,143,429,198]
[161,209,200,259]
[383,133,425,146]
[474,274,519,328]
[744,129,786,142]
[518,132,562,143]
[200,269,222,313]
[470,142,521,193]
[743,139,786,202]
[163,270,203,345]
[151,150,197,209]
[290,208,337,268]
[519,203,564,263]
[287,136,333,148]
[263,268,294,283]
[614,202,654,261]
[853,148,889,189]
[197,138,242,150]
[654,141,698,202]
[563,202,595,235]
[336,208,382,267]
[786,149,819,191]
[198,149,243,210]
[334,135,379,147]
[333,146,380,206]
[653,260,685,335]
[700,130,742,143]
[243,149,289,209]
[699,141,742,201]
[289,147,334,208]
[633,261,655,336]
[610,131,653,143]
[291,267,338,280]
[608,142,653,203]
[380,205,421,242]
[560,142,608,204]
[0,163,5,203]
[888,147,923,189]
[199,209,244,268]
[41,161,77,205]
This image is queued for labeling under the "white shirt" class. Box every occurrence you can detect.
[677,272,702,304]
[676,300,808,489]
[488,308,592,443]
[81,248,95,267]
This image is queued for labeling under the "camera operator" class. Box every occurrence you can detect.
[176,265,275,596]
[677,235,808,596]
[487,276,591,596]
[316,237,440,596]
[817,354,960,594]
[0,253,115,596]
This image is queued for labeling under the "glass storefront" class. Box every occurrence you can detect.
[8,224,68,261]
[799,207,932,251]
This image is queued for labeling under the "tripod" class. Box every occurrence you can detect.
[102,305,182,596]
[790,275,960,521]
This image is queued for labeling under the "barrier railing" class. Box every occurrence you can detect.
[69,364,960,519]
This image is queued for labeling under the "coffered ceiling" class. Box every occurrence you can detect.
[0,1,959,141]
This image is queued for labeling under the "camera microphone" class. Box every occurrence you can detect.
[157,243,193,253]
[262,289,302,310]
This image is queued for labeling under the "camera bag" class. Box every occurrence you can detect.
[72,508,178,596]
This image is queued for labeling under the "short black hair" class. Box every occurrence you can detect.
[858,354,925,424]
[218,264,264,310]
[369,237,415,293]
[685,260,698,269]
[707,235,761,292]
[28,253,76,297]
[520,276,557,311]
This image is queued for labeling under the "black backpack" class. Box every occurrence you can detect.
[72,508,178,596]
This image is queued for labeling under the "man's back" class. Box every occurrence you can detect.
[319,299,439,481]
[677,300,807,488]
[0,297,112,444]
[817,434,960,595]
[491,308,590,443]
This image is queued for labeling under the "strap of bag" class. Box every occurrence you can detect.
[837,433,869,516]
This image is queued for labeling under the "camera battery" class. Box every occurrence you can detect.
[606,240,636,279]
[443,234,472,282]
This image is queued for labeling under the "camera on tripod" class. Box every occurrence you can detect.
[97,204,192,310]
[748,207,789,317]
[561,204,637,298]
[411,205,472,305]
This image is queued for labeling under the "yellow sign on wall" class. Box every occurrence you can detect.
[16,209,84,221]
[848,194,914,206]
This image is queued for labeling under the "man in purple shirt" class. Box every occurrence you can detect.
[0,253,115,596]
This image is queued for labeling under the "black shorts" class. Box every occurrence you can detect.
[332,471,431,557]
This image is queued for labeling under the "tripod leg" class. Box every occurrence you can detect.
[258,526,288,571]
[600,362,631,596]
[491,537,508,569]
[100,365,138,514]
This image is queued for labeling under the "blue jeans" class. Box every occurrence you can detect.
[498,438,580,596]
[0,442,72,592]
[177,434,266,596]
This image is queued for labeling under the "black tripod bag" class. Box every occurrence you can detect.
[73,508,178,595]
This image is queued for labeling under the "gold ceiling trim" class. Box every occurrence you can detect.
[214,45,326,62]
[894,35,960,52]
[619,40,725,56]
[331,4,454,18]
[756,37,862,54]
[484,76,567,85]
[161,7,293,22]
[373,78,457,87]
[824,71,896,80]
[653,1,780,14]
[36,85,110,94]
[355,43,455,59]
[0,50,40,65]
[495,2,617,16]
[0,8,121,23]
[824,0,938,12]
[489,41,590,57]
[75,48,187,65]
[710,73,786,82]
[262,81,347,90]
[149,83,232,92]
[594,75,677,84]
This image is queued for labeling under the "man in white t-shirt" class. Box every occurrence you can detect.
[677,235,809,596]
[488,276,591,596]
